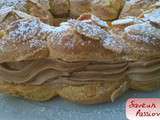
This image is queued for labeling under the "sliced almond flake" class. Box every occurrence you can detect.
[68,19,125,53]
[0,7,13,22]
[68,19,107,40]
[145,8,160,25]
[91,15,109,28]
[125,23,160,45]
[112,16,144,26]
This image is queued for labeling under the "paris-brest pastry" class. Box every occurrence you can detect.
[0,0,159,104]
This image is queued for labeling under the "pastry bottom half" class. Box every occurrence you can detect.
[0,79,159,104]
[0,80,129,104]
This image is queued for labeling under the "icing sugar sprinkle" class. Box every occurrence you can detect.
[91,15,109,28]
[125,23,160,44]
[1,17,59,52]
[145,8,160,25]
[68,19,124,52]
[112,16,144,26]
[29,39,47,48]
[9,18,40,42]
[68,19,107,40]
[0,0,26,11]
[48,23,71,46]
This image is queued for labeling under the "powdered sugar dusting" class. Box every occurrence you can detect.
[144,8,160,25]
[8,18,41,42]
[0,7,13,15]
[7,18,55,44]
[0,17,59,58]
[125,22,160,45]
[126,0,153,5]
[67,19,125,53]
[91,15,109,28]
[47,18,124,53]
[0,0,26,11]
[48,22,71,46]
[112,16,144,26]
[29,39,47,49]
[0,7,13,23]
[0,8,33,21]
[68,19,107,40]
[127,34,157,45]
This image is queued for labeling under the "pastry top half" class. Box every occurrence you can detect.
[50,0,125,20]
[0,5,160,63]
[0,0,125,25]
[0,0,53,25]
[120,0,160,18]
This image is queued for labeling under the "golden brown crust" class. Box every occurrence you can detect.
[25,0,53,25]
[0,81,58,101]
[47,19,127,62]
[58,81,128,104]
[91,0,125,20]
[69,0,91,18]
[120,0,158,18]
[122,22,160,60]
[49,0,70,17]
[0,0,54,25]
[0,80,128,104]
[48,0,125,21]
[1,7,160,62]
[0,75,158,103]
[0,18,49,63]
[0,8,33,30]
[32,0,50,9]
[130,80,160,91]
[111,6,160,60]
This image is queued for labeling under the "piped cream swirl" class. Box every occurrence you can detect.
[0,59,128,85]
[0,59,160,85]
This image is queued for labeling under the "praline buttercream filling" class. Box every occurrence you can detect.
[0,59,160,85]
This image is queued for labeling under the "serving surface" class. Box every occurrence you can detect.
[0,90,159,120]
